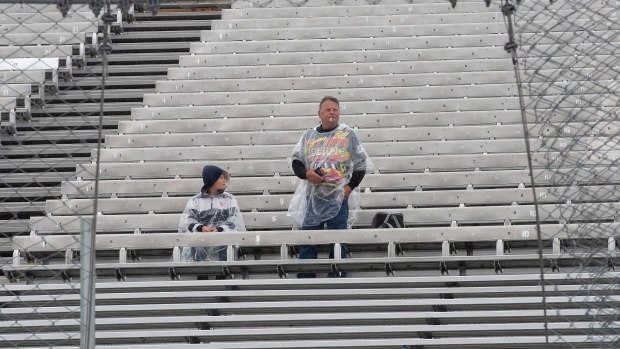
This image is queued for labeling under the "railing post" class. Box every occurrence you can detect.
[80,217,95,349]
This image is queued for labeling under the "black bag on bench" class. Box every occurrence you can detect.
[371,212,404,229]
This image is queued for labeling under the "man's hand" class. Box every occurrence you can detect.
[343,185,352,199]
[201,226,218,232]
[306,169,324,184]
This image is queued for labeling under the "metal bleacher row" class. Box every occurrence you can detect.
[3,273,620,348]
[2,0,619,347]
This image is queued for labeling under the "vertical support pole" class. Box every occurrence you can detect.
[172,246,180,262]
[388,242,396,258]
[553,238,562,255]
[608,237,616,254]
[496,240,504,256]
[80,218,95,349]
[334,243,342,260]
[12,249,20,266]
[441,241,450,257]
[65,249,73,264]
[280,244,288,260]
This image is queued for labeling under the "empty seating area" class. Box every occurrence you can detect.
[1,0,619,347]
[0,4,112,135]
[1,273,620,348]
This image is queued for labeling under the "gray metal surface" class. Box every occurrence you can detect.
[212,13,503,30]
[94,139,540,162]
[143,84,517,107]
[178,47,512,67]
[223,2,497,19]
[61,166,610,198]
[44,184,620,215]
[191,34,507,54]
[168,59,514,80]
[27,201,620,232]
[130,98,521,120]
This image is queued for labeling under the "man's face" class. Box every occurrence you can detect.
[318,100,340,129]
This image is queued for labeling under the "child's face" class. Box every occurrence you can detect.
[213,173,228,191]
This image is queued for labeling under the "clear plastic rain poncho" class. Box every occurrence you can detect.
[287,123,373,228]
[178,178,246,262]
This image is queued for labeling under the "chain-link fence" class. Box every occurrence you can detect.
[0,1,230,347]
[1,0,620,347]
[517,0,620,347]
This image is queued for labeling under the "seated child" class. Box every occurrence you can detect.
[178,165,245,261]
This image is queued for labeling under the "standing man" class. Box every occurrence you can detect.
[287,96,372,278]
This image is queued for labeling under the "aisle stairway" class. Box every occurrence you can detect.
[0,3,227,241]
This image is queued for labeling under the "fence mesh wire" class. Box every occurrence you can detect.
[0,0,619,347]
[517,0,620,347]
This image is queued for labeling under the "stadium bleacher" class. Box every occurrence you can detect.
[1,0,618,347]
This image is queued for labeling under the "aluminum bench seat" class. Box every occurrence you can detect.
[222,3,500,20]
[158,71,519,93]
[38,101,142,115]
[0,219,29,235]
[167,58,596,81]
[0,42,86,69]
[0,31,88,48]
[10,129,117,143]
[0,336,611,349]
[178,47,512,68]
[201,23,502,42]
[108,121,614,149]
[0,70,47,85]
[27,201,620,233]
[158,70,612,94]
[0,57,69,87]
[93,138,558,163]
[143,85,517,107]
[0,44,73,60]
[0,84,31,119]
[106,124,534,148]
[0,68,58,94]
[0,5,127,32]
[0,157,86,171]
[0,321,605,346]
[213,8,613,30]
[59,166,609,198]
[167,59,514,81]
[73,151,588,180]
[1,272,584,295]
[230,0,496,7]
[121,107,603,134]
[194,28,610,54]
[190,34,507,55]
[2,143,92,157]
[130,98,522,120]
[2,294,609,320]
[211,13,501,31]
[201,18,610,42]
[0,21,97,35]
[179,45,611,68]
[44,184,619,215]
[0,201,45,214]
[0,96,17,135]
[0,11,97,24]
[0,83,44,107]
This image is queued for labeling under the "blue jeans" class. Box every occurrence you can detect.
[297,199,348,278]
